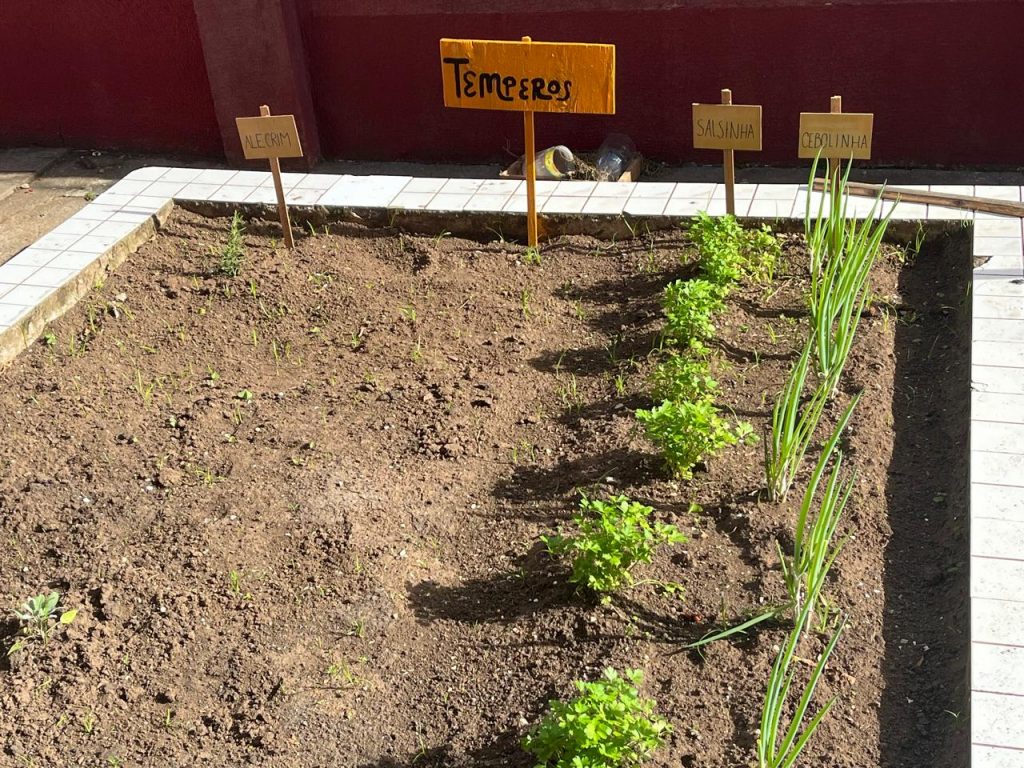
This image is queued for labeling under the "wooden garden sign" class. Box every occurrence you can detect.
[235,106,303,249]
[692,90,762,215]
[440,37,616,248]
[799,96,873,193]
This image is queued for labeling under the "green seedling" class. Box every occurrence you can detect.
[543,495,685,600]
[523,668,670,768]
[662,279,725,345]
[220,211,245,277]
[9,592,77,653]
[522,247,542,266]
[636,398,752,480]
[649,353,719,403]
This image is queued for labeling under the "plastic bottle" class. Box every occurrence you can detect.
[595,134,636,181]
[529,145,576,179]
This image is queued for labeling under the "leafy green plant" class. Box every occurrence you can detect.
[805,155,891,394]
[543,495,685,598]
[220,211,245,277]
[636,398,752,480]
[523,668,670,768]
[689,211,780,286]
[649,353,718,403]
[9,592,77,654]
[662,279,725,345]
[758,597,845,768]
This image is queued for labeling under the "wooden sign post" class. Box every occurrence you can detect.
[798,95,873,195]
[235,106,303,248]
[440,37,616,248]
[692,89,762,215]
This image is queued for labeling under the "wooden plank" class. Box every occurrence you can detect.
[235,114,303,160]
[811,179,1024,218]
[440,38,615,114]
[798,111,873,159]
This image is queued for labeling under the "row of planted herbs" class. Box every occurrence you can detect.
[3,163,895,767]
[521,163,893,768]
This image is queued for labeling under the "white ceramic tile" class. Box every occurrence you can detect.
[2,283,53,305]
[711,183,757,200]
[70,234,119,254]
[0,263,38,283]
[674,182,716,197]
[463,193,508,211]
[391,191,438,210]
[52,217,101,237]
[746,199,794,218]
[193,168,237,185]
[888,201,929,220]
[974,279,1024,298]
[755,184,800,201]
[974,691,1024,749]
[8,248,60,268]
[974,642,1024,693]
[160,167,203,183]
[478,179,521,195]
[973,483,1024,524]
[974,295,1024,320]
[542,196,587,214]
[580,196,626,214]
[294,173,339,190]
[24,266,77,288]
[973,451,1024,486]
[0,283,16,300]
[0,303,30,325]
[123,196,169,213]
[107,211,154,225]
[976,238,1024,258]
[930,184,974,196]
[628,182,675,199]
[623,196,669,216]
[973,341,1024,368]
[230,170,269,186]
[976,219,1023,238]
[974,365,1024,395]
[973,744,1024,768]
[424,192,472,211]
[284,188,323,205]
[278,172,306,188]
[552,180,595,197]
[245,186,281,205]
[976,186,1023,202]
[177,183,223,200]
[664,197,720,217]
[440,178,485,195]
[503,194,550,213]
[976,256,1024,277]
[974,392,1024,425]
[208,185,253,203]
[973,597,1024,645]
[104,179,153,197]
[90,220,138,239]
[73,204,119,221]
[590,181,634,198]
[973,556,1024,602]
[534,180,561,195]
[973,518,1024,559]
[125,166,170,181]
[926,205,973,220]
[140,181,185,198]
[320,175,412,207]
[46,251,99,271]
[32,232,82,250]
[976,319,1024,343]
[403,177,449,194]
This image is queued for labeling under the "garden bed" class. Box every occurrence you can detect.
[0,209,970,767]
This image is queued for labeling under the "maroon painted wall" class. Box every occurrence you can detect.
[0,0,220,155]
[297,0,1024,167]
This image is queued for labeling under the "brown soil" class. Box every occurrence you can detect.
[0,210,970,767]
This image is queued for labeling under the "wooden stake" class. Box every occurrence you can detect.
[522,36,539,249]
[721,88,736,216]
[260,104,294,249]
[828,95,842,196]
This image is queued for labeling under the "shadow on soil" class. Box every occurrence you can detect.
[356,730,530,768]
[881,228,971,768]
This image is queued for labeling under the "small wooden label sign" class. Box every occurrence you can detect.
[440,38,615,114]
[692,103,762,151]
[235,114,303,160]
[798,112,873,159]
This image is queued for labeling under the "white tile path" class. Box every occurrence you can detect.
[1,168,1023,763]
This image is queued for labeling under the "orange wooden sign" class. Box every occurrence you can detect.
[235,114,303,160]
[692,103,762,152]
[440,38,615,114]
[798,112,873,159]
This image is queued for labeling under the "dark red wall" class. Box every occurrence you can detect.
[298,0,1024,167]
[0,0,220,155]
[2,0,1022,167]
